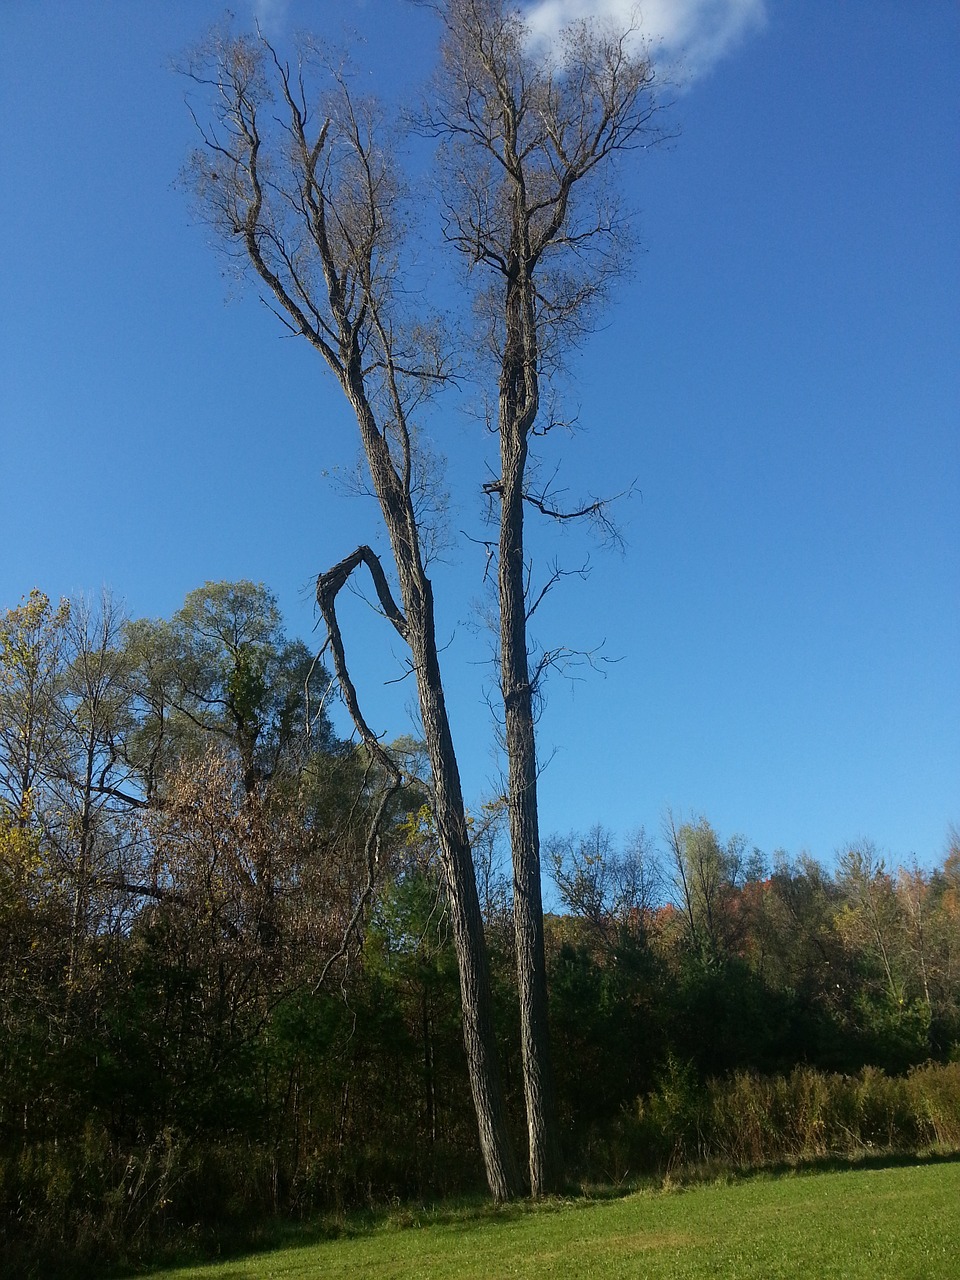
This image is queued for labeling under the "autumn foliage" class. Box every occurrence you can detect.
[1,586,958,1276]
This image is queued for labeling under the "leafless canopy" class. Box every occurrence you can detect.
[423,0,670,365]
[181,28,449,536]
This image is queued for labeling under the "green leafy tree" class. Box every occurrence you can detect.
[132,581,334,796]
[833,842,932,1068]
[664,813,751,968]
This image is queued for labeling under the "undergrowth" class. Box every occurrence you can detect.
[3,1061,959,1278]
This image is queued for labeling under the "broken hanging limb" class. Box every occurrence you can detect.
[310,545,415,991]
[311,751,400,995]
[315,543,410,780]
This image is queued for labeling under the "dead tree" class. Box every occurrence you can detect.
[181,32,521,1200]
[422,0,667,1195]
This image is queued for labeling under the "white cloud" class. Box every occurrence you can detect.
[252,0,293,37]
[522,0,767,83]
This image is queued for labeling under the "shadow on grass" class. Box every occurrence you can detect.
[742,1145,960,1182]
[108,1145,960,1278]
[575,1144,960,1203]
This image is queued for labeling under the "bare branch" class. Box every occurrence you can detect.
[524,557,590,622]
[312,753,402,993]
[317,545,409,643]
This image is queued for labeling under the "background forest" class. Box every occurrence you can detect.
[2,583,958,1276]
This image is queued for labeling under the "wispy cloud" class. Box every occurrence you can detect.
[251,0,292,37]
[522,0,767,82]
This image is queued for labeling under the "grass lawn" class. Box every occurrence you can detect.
[149,1158,960,1280]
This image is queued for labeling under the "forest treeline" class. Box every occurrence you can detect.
[2,584,958,1275]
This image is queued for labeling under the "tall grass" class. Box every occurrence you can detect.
[628,1059,960,1173]
[0,1129,485,1279]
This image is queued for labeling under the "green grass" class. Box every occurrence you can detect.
[148,1159,960,1279]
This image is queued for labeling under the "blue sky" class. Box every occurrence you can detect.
[1,0,957,872]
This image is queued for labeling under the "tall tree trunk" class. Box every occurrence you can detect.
[497,265,562,1197]
[323,392,523,1202]
[426,0,662,1191]
[406,579,522,1200]
[499,481,562,1195]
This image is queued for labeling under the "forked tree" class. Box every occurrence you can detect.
[182,0,666,1199]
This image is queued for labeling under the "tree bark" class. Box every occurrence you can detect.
[498,262,563,1196]
[317,538,522,1202]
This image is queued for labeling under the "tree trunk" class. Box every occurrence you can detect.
[398,559,522,1201]
[497,267,563,1197]
[322,387,523,1202]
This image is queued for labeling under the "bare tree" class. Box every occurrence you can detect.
[550,823,660,942]
[423,0,667,1194]
[180,30,521,1200]
[54,591,134,985]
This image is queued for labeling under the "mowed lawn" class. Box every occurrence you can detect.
[152,1160,959,1280]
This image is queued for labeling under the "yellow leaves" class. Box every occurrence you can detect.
[0,809,45,890]
[833,900,878,955]
[0,814,49,916]
[0,590,71,754]
[400,802,436,850]
[0,589,70,660]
